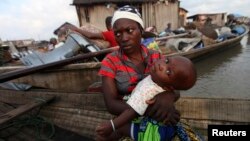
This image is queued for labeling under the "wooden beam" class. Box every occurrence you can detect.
[155,33,188,41]
[0,96,55,126]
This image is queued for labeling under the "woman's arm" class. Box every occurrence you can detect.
[145,91,180,125]
[102,76,130,115]
[65,24,104,39]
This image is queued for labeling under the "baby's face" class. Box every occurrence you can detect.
[150,58,176,87]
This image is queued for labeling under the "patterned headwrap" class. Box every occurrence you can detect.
[111,5,144,28]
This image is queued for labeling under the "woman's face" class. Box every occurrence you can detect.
[113,18,142,52]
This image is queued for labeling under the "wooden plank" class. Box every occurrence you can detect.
[1,88,249,138]
[0,63,102,92]
[176,97,250,123]
[155,33,188,41]
[0,95,55,125]
[0,89,107,110]
[0,89,249,123]
[13,66,100,92]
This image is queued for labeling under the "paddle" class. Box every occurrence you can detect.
[0,47,118,83]
[155,33,188,41]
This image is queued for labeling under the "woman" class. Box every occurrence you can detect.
[97,5,181,141]
[96,56,198,141]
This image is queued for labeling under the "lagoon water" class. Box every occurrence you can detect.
[182,34,250,99]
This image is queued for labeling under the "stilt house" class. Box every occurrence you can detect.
[72,0,180,32]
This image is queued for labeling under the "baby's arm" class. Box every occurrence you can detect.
[96,108,138,137]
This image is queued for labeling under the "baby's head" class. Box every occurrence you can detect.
[150,56,197,91]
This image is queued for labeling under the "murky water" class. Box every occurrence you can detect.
[182,34,250,99]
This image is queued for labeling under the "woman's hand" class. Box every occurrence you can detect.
[145,91,180,125]
[64,24,78,32]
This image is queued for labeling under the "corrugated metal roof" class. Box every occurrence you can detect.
[179,7,188,12]
[73,0,158,5]
[187,13,227,19]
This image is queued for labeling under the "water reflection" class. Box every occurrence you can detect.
[195,45,243,77]
[183,35,250,99]
[247,35,250,45]
[241,34,249,47]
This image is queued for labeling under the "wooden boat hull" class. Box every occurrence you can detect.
[166,33,244,61]
[0,89,249,139]
[0,63,102,92]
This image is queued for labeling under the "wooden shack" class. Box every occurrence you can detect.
[72,0,180,32]
[179,7,188,27]
[0,44,12,65]
[187,13,227,26]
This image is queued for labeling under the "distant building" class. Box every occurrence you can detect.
[0,44,13,65]
[235,16,250,24]
[4,39,35,52]
[187,13,227,26]
[72,0,180,32]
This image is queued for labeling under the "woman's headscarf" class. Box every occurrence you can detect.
[111,5,144,29]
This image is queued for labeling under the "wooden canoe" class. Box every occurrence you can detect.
[0,89,249,139]
[163,25,249,61]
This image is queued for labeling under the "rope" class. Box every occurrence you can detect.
[0,115,55,141]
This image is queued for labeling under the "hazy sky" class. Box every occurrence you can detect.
[0,0,249,41]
